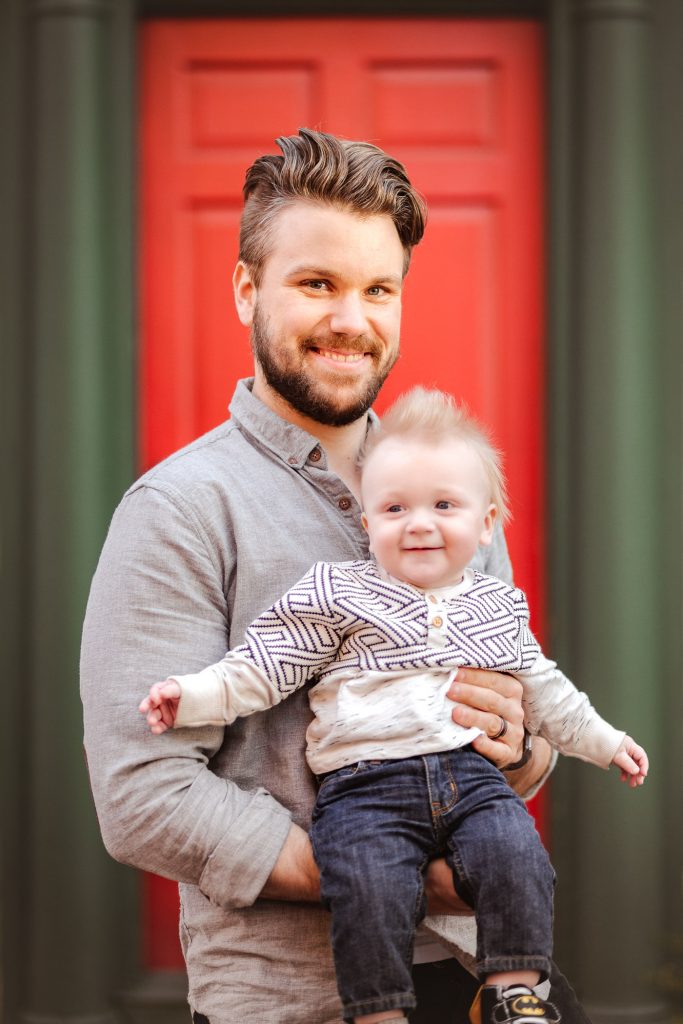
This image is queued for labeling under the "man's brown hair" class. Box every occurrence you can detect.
[239,128,427,284]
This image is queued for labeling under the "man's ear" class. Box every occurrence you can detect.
[233,261,256,326]
[479,504,497,547]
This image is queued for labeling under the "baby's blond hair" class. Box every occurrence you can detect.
[361,387,510,523]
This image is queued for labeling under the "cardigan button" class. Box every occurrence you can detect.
[338,496,352,511]
[309,447,322,462]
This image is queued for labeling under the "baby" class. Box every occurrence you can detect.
[140,387,647,1024]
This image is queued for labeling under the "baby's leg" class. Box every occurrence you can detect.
[311,758,436,1023]
[441,747,555,984]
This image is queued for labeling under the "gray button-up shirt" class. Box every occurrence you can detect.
[81,378,517,1023]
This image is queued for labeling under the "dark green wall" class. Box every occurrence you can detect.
[1,2,139,1022]
[547,3,680,1020]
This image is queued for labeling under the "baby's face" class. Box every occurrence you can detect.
[360,436,496,590]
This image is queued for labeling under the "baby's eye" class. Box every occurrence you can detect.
[387,504,403,513]
[435,500,454,510]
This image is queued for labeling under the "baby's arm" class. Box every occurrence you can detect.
[139,680,181,734]
[138,652,306,733]
[519,656,649,785]
[139,561,343,734]
[612,735,649,788]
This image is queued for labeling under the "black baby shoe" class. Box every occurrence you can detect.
[469,984,561,1024]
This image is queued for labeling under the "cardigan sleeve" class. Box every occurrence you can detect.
[173,561,344,725]
[517,654,625,769]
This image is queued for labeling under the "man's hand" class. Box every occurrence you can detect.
[446,668,553,797]
[447,668,525,768]
[259,823,321,902]
[424,858,472,916]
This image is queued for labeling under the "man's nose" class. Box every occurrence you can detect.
[327,293,369,337]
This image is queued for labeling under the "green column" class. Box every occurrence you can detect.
[19,0,137,1020]
[550,1,667,1020]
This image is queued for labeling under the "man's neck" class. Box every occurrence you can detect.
[252,376,367,497]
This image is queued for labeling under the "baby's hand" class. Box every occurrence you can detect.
[612,735,648,788]
[138,680,182,734]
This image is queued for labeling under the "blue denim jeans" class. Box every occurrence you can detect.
[311,747,555,1021]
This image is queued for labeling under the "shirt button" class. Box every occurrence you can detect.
[338,496,352,511]
[287,456,297,466]
[428,594,438,604]
[431,615,444,628]
[309,448,322,463]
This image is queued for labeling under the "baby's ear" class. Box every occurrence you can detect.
[479,504,497,547]
[360,512,374,553]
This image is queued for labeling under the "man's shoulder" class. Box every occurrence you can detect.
[125,418,247,502]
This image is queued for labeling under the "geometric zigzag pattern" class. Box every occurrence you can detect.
[234,560,541,696]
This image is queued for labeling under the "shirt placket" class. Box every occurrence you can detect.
[425,591,449,649]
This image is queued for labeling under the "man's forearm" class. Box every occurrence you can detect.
[259,823,321,902]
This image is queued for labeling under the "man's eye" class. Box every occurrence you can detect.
[367,286,384,297]
[302,280,328,291]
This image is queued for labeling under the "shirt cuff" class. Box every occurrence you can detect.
[198,787,293,909]
[173,669,227,727]
[572,719,626,769]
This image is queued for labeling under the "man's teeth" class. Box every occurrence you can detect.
[316,348,365,363]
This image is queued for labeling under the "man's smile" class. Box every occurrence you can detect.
[311,347,368,363]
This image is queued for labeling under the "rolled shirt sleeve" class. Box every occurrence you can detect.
[80,483,292,909]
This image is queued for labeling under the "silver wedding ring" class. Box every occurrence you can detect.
[491,716,508,740]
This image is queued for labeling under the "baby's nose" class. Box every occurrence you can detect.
[406,513,434,532]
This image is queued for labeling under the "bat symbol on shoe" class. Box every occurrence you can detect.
[511,995,546,1016]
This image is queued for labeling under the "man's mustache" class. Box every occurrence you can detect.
[302,336,383,358]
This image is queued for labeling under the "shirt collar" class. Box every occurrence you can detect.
[378,565,476,599]
[228,377,379,469]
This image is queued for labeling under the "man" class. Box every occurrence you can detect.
[81,129,589,1024]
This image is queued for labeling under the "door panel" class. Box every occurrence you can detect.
[140,17,545,969]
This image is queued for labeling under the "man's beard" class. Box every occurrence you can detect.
[251,306,397,427]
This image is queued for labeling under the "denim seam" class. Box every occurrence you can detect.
[445,837,475,910]
[413,854,429,928]
[422,755,459,828]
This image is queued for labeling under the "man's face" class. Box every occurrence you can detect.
[360,436,496,590]
[234,202,405,427]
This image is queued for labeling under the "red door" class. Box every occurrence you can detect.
[140,17,545,969]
